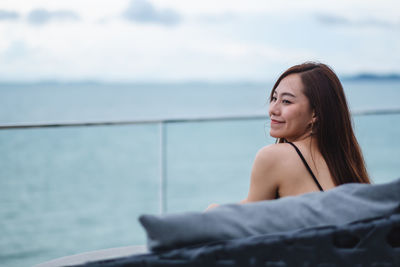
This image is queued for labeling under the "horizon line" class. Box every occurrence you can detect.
[0,72,400,85]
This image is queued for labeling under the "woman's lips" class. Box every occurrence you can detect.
[271,119,284,124]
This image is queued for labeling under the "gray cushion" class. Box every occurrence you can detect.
[139,178,400,251]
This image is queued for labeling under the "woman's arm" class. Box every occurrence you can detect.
[241,145,281,203]
[204,203,220,211]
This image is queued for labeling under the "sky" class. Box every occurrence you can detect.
[0,0,399,82]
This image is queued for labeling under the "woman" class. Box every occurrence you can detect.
[207,62,370,210]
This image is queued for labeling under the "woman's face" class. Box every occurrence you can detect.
[269,74,315,142]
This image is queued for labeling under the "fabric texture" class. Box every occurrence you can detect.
[80,212,400,266]
[139,178,400,251]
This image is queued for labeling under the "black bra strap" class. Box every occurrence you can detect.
[287,142,324,192]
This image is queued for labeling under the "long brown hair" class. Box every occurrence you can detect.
[270,62,370,185]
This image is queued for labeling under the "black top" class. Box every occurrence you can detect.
[287,142,324,192]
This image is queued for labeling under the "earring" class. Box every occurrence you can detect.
[310,121,315,134]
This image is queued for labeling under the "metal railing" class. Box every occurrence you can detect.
[1,107,400,214]
[1,107,400,130]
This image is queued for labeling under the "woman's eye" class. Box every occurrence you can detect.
[270,96,277,102]
[282,99,291,104]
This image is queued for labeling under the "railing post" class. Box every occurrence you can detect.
[159,122,167,214]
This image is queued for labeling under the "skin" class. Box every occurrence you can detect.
[206,74,335,211]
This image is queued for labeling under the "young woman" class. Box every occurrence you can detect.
[207,62,370,210]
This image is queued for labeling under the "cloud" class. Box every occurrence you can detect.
[27,8,80,25]
[1,41,32,62]
[315,13,399,29]
[122,0,181,26]
[315,14,349,25]
[196,12,237,24]
[0,10,20,21]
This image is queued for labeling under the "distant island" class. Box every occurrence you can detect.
[1,73,400,85]
[342,73,400,81]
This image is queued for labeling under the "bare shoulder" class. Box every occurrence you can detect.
[245,143,296,201]
[253,143,300,182]
[255,143,296,164]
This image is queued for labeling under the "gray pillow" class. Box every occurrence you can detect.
[139,178,400,251]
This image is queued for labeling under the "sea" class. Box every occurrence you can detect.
[0,80,399,267]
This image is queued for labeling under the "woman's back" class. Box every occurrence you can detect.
[243,138,336,202]
[275,141,336,198]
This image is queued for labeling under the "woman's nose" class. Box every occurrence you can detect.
[269,101,280,116]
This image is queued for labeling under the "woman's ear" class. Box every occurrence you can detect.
[311,111,317,124]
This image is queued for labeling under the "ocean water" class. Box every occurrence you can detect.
[0,81,399,267]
